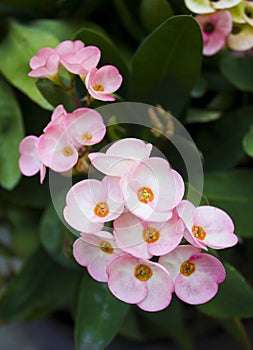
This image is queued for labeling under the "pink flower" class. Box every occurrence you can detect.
[73,231,122,282]
[19,135,46,183]
[55,40,84,56]
[177,200,238,250]
[63,176,125,234]
[85,65,123,101]
[64,108,106,148]
[159,245,226,305]
[113,211,183,259]
[107,254,174,312]
[196,10,233,56]
[43,104,67,132]
[28,48,60,80]
[37,124,78,172]
[120,157,185,222]
[89,138,152,177]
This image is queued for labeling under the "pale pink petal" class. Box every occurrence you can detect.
[29,48,56,69]
[40,164,47,184]
[29,52,60,78]
[107,138,152,158]
[102,176,125,203]
[51,104,67,121]
[212,0,242,10]
[107,255,148,304]
[56,40,84,56]
[176,200,195,229]
[73,235,100,266]
[175,254,226,304]
[37,125,78,172]
[19,136,41,176]
[137,260,174,312]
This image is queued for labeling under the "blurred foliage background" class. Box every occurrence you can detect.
[0,0,253,349]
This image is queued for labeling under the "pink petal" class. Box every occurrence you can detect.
[51,104,67,121]
[137,260,174,312]
[56,40,84,56]
[90,65,123,93]
[29,48,56,69]
[19,136,41,176]
[175,254,226,305]
[107,254,148,304]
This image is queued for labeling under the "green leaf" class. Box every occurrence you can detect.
[220,50,253,92]
[204,169,253,238]
[194,105,253,171]
[185,108,221,124]
[40,191,78,270]
[0,20,60,110]
[0,76,24,190]
[140,0,173,33]
[243,124,253,157]
[198,263,253,319]
[130,15,203,116]
[219,318,252,350]
[75,273,129,350]
[36,79,75,112]
[74,27,129,85]
[0,0,57,7]
[0,248,81,322]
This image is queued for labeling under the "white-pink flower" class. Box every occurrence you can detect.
[196,10,233,56]
[159,245,226,305]
[120,157,184,222]
[107,254,174,312]
[43,104,68,132]
[177,200,238,250]
[73,231,122,282]
[37,124,78,173]
[113,212,183,259]
[28,47,60,80]
[19,135,46,183]
[63,176,125,234]
[89,138,152,177]
[55,40,84,56]
[85,65,123,101]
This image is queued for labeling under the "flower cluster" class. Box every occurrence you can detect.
[64,138,238,312]
[185,0,253,55]
[19,40,123,183]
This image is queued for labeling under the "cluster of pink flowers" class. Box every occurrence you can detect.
[19,40,123,183]
[64,138,238,312]
[185,0,253,55]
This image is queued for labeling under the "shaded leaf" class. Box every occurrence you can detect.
[219,318,252,350]
[243,124,253,157]
[0,76,24,190]
[140,0,173,33]
[185,108,221,124]
[130,15,203,116]
[204,169,253,238]
[75,273,129,350]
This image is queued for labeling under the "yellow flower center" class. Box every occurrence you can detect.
[94,202,109,218]
[82,132,92,141]
[93,83,104,92]
[192,225,206,240]
[100,240,114,254]
[137,187,154,204]
[62,146,74,157]
[143,226,160,243]
[180,260,195,277]
[134,264,153,281]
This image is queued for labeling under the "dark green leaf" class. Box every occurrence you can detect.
[0,0,57,7]
[194,105,253,171]
[0,20,59,110]
[198,263,253,319]
[0,76,24,190]
[130,15,203,116]
[219,318,252,350]
[220,50,253,92]
[36,79,75,112]
[0,248,81,322]
[204,169,253,238]
[75,273,129,350]
[140,0,173,33]
[243,124,253,157]
[185,108,221,124]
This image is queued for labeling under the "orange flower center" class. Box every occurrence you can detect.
[143,226,160,243]
[192,225,206,240]
[180,260,195,277]
[100,240,114,254]
[94,202,109,218]
[137,187,154,204]
[62,146,74,157]
[93,83,104,92]
[134,264,153,281]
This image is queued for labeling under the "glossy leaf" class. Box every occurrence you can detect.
[0,20,59,110]
[220,51,253,92]
[243,125,253,157]
[0,248,81,322]
[198,263,253,319]
[193,106,253,171]
[0,76,24,190]
[204,169,253,238]
[140,0,173,33]
[130,15,203,116]
[75,273,129,350]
